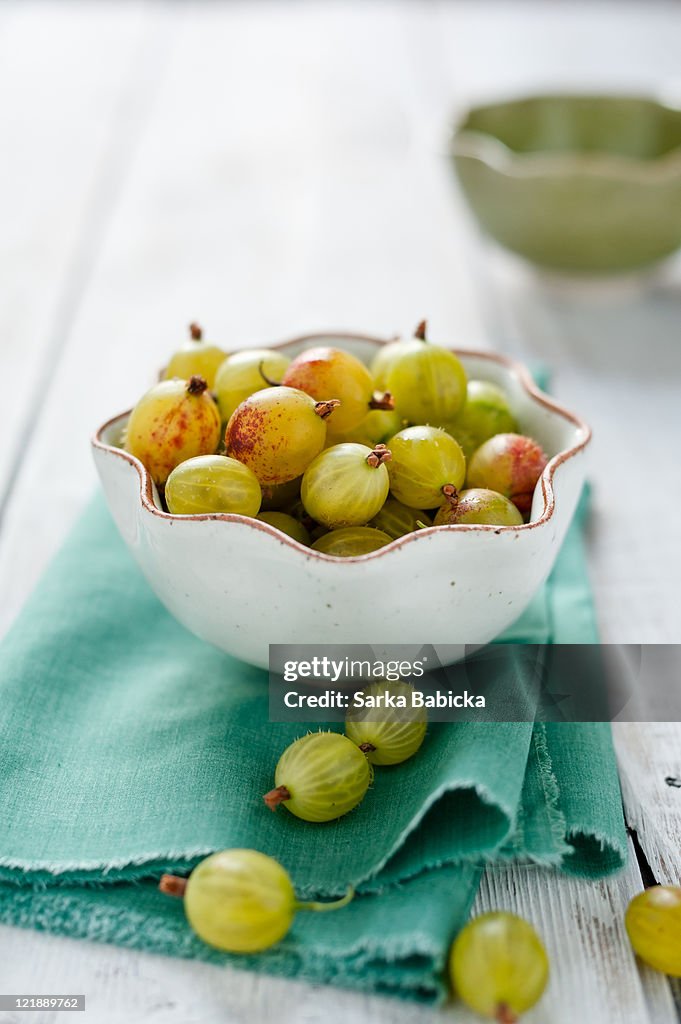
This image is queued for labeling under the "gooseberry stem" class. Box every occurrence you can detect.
[369,390,395,411]
[442,484,459,507]
[159,874,188,898]
[314,399,342,421]
[189,322,203,341]
[496,1004,518,1024]
[259,361,282,387]
[366,444,392,468]
[296,887,355,914]
[358,742,377,754]
[263,784,292,811]
[187,375,209,395]
[414,319,427,340]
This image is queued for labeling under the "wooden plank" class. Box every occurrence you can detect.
[615,721,681,1018]
[434,0,681,645]
[0,0,160,508]
[434,0,681,100]
[0,924,443,1024]
[473,844,678,1024]
[430,6,681,1020]
[614,723,681,886]
[0,0,486,637]
[466,249,681,644]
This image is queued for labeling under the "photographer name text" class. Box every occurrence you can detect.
[282,689,486,709]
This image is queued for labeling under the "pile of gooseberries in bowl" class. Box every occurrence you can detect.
[92,321,590,667]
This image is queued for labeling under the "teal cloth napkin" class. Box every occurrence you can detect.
[0,493,626,1003]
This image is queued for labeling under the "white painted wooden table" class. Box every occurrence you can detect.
[1,2,680,1021]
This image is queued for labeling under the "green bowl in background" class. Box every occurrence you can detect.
[451,94,681,273]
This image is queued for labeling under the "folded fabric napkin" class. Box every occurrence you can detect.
[0,492,627,1003]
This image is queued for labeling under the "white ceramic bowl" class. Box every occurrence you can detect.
[92,333,590,669]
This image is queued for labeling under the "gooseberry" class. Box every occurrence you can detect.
[449,911,549,1022]
[301,443,391,529]
[387,425,466,509]
[264,731,372,822]
[370,336,408,390]
[444,380,518,458]
[225,387,340,486]
[330,407,404,447]
[625,886,681,976]
[162,323,227,389]
[384,320,467,425]
[282,346,393,435]
[159,849,353,954]
[466,434,548,518]
[311,527,392,557]
[433,487,523,527]
[214,348,291,423]
[370,496,432,539]
[165,454,261,517]
[345,679,427,765]
[257,511,310,546]
[124,375,221,486]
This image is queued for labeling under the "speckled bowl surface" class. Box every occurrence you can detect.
[92,333,590,669]
[451,94,681,272]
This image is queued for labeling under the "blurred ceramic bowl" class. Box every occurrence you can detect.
[451,94,681,272]
[92,333,590,669]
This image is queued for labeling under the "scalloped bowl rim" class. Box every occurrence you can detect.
[91,333,591,563]
[451,93,681,183]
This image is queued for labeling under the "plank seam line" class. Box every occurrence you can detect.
[627,825,659,889]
